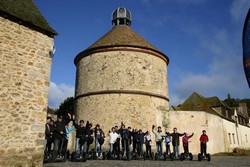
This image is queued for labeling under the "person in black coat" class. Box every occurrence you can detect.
[136,129,146,157]
[52,114,71,160]
[120,123,131,157]
[85,121,94,154]
[72,115,86,157]
[132,129,138,154]
[170,127,185,158]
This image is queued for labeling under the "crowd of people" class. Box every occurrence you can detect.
[44,113,209,161]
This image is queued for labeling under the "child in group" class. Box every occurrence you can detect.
[200,130,209,157]
[165,132,171,156]
[170,127,185,158]
[182,132,194,157]
[152,125,164,157]
[144,131,152,158]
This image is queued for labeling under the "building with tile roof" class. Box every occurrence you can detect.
[0,0,57,36]
[74,7,169,146]
[169,92,250,154]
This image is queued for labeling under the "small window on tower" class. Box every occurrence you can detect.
[119,18,124,25]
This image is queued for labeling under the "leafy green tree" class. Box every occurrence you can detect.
[55,97,74,117]
[223,93,250,109]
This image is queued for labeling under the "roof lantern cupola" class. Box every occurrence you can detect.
[112,7,132,27]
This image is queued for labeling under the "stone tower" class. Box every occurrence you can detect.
[74,7,169,134]
[0,1,57,166]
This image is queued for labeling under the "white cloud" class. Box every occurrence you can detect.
[169,1,250,106]
[48,82,74,109]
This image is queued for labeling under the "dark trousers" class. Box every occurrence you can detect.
[145,144,152,157]
[200,143,207,156]
[133,139,137,153]
[114,138,120,156]
[183,145,189,156]
[63,139,68,154]
[46,136,54,152]
[166,144,171,155]
[121,138,125,152]
[53,138,65,159]
[86,144,90,154]
[137,143,143,156]
[123,139,130,156]
[156,141,163,156]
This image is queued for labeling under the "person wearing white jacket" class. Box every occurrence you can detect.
[152,125,164,157]
[109,127,119,155]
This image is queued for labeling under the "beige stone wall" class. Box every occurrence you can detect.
[168,111,250,154]
[75,49,169,150]
[74,94,168,149]
[0,16,54,167]
[75,50,168,96]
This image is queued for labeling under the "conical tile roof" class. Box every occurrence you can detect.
[75,25,168,64]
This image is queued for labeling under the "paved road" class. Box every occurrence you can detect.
[44,156,250,167]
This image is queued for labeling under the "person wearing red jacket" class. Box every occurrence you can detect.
[199,130,209,157]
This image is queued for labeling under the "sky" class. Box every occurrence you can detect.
[34,0,250,109]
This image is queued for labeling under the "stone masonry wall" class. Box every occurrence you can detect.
[74,94,168,150]
[75,50,168,96]
[74,49,169,150]
[0,16,54,167]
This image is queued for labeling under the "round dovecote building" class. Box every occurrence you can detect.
[74,7,169,132]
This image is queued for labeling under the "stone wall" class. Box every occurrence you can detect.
[74,49,169,150]
[75,50,168,96]
[0,16,54,167]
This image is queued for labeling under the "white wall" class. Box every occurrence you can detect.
[167,110,250,154]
